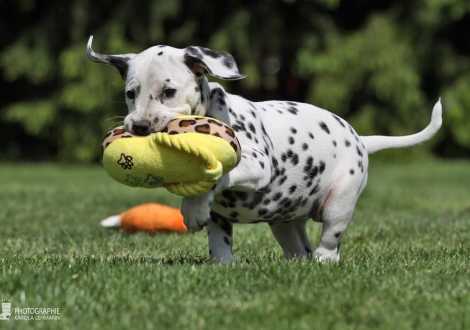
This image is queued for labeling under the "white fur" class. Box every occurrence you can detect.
[89,36,442,263]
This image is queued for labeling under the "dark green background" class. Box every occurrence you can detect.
[1,0,470,162]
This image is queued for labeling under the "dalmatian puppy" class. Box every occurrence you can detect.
[88,36,442,263]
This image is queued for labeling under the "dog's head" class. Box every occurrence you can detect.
[87,36,245,135]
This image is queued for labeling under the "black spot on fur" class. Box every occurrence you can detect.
[248,123,256,134]
[334,231,342,238]
[350,169,355,175]
[356,146,363,157]
[304,156,314,172]
[290,127,297,134]
[258,208,268,216]
[332,114,346,128]
[221,190,237,203]
[234,191,248,201]
[229,211,238,219]
[358,160,364,173]
[319,161,326,174]
[288,136,295,145]
[158,52,163,56]
[287,107,299,115]
[220,221,232,236]
[228,109,238,120]
[210,88,226,107]
[223,236,231,245]
[291,154,299,166]
[309,184,320,196]
[289,185,297,194]
[345,139,351,147]
[243,192,265,210]
[302,143,308,151]
[319,122,330,134]
[333,140,337,147]
[271,156,279,168]
[272,192,283,202]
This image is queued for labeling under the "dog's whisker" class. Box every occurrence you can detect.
[105,116,125,121]
[107,121,124,130]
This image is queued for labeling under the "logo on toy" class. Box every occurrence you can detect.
[144,174,164,186]
[117,153,134,169]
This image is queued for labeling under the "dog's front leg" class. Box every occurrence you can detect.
[181,190,215,233]
[180,174,236,233]
[181,146,271,232]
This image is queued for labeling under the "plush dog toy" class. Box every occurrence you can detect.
[101,115,241,196]
[100,203,187,233]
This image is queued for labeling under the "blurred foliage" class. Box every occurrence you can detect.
[1,0,470,162]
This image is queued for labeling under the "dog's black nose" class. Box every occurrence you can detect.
[132,120,151,136]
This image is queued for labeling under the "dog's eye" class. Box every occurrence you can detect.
[126,90,135,99]
[163,89,176,98]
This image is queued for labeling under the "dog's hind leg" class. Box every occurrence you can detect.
[313,189,360,262]
[206,213,235,263]
[269,218,313,259]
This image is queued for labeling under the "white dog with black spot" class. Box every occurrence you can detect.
[89,36,442,263]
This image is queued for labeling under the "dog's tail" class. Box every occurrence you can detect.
[361,99,442,155]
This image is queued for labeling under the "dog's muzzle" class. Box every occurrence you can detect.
[131,120,151,136]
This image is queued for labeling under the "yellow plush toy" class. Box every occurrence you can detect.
[101,115,241,197]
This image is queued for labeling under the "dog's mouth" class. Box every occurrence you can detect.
[129,119,152,136]
[126,104,192,135]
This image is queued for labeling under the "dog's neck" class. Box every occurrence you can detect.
[205,82,234,125]
[194,76,212,116]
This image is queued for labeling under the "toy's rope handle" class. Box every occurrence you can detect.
[164,180,216,196]
[154,133,224,196]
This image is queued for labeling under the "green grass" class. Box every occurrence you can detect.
[0,160,469,329]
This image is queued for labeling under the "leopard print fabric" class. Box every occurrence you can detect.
[101,117,241,163]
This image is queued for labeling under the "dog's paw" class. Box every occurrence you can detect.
[313,248,340,263]
[183,212,210,233]
[181,197,211,232]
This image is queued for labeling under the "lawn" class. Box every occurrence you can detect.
[0,159,469,329]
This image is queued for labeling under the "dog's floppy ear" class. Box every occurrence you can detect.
[86,36,136,80]
[184,46,246,80]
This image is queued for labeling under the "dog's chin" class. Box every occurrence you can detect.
[149,118,172,133]
[149,126,161,134]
